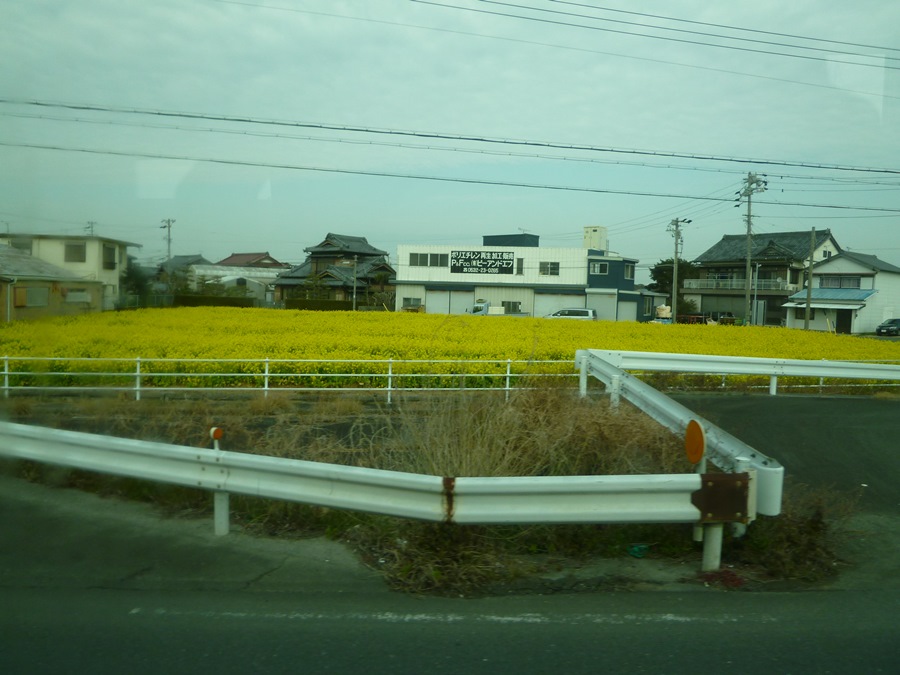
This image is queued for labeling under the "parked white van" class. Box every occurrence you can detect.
[545,308,597,320]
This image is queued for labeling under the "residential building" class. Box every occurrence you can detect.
[274,233,395,307]
[0,233,141,310]
[0,245,104,321]
[394,227,660,320]
[682,229,841,325]
[783,251,900,334]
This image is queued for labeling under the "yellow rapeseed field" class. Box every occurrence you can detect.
[2,307,898,363]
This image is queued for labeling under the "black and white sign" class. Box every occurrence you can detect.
[450,250,514,274]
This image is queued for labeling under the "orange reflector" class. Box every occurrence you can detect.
[685,419,705,464]
[210,427,224,441]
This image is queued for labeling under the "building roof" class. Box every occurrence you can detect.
[160,254,211,275]
[694,229,838,263]
[304,233,387,258]
[216,252,290,268]
[3,233,142,248]
[815,251,900,274]
[0,245,87,281]
[783,287,877,310]
[276,258,395,286]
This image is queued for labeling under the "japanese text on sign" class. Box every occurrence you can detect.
[450,251,515,274]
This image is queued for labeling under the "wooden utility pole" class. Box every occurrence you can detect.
[804,228,815,330]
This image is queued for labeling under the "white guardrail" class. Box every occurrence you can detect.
[0,421,752,571]
[576,350,900,517]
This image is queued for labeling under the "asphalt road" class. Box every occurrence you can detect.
[1,393,899,673]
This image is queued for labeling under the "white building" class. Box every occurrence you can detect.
[395,228,660,321]
[783,252,900,334]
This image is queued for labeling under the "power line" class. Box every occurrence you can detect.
[3,99,898,175]
[413,1,900,71]
[541,0,900,61]
[211,0,899,101]
[548,0,900,53]
[5,140,900,213]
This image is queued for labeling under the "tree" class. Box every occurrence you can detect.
[121,256,151,305]
[649,258,700,317]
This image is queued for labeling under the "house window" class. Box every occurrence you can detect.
[409,253,428,266]
[65,288,92,303]
[794,307,815,320]
[624,263,635,280]
[539,261,560,276]
[501,301,521,314]
[820,276,860,289]
[402,297,422,308]
[65,242,86,263]
[643,297,654,316]
[516,258,524,275]
[103,245,117,270]
[14,286,50,307]
[589,262,609,275]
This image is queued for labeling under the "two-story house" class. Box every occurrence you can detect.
[783,251,900,334]
[682,229,841,325]
[274,233,395,307]
[0,234,141,310]
[394,227,659,320]
[0,245,104,321]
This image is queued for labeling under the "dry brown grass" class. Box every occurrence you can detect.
[0,388,853,594]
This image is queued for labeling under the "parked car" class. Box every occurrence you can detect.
[875,318,900,336]
[545,308,597,320]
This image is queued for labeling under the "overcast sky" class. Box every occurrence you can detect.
[1,0,898,281]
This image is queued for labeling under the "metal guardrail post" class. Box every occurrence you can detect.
[579,355,588,398]
[701,523,724,571]
[3,356,8,399]
[134,357,141,401]
[769,375,778,395]
[609,374,622,407]
[505,359,511,402]
[264,357,270,398]
[214,491,230,536]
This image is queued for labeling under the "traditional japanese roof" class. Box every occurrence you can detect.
[216,252,289,268]
[160,254,211,275]
[694,230,839,263]
[303,233,387,258]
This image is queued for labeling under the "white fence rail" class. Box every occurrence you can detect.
[0,356,573,402]
[0,421,752,570]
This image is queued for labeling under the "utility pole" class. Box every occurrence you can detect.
[736,173,767,324]
[667,218,691,322]
[804,227,815,330]
[352,254,358,311]
[85,221,96,236]
[160,218,175,261]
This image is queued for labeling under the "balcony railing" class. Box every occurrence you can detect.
[682,279,798,291]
